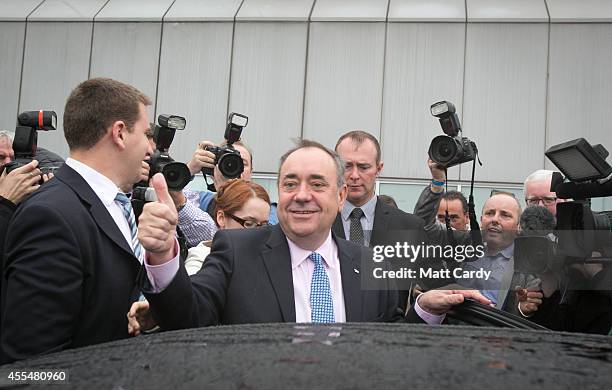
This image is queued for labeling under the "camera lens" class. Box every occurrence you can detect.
[218,153,244,179]
[162,162,191,191]
[429,135,458,166]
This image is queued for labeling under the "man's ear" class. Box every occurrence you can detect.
[110,120,128,150]
[338,183,348,211]
[376,160,384,177]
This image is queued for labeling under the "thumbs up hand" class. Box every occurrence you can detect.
[137,173,179,264]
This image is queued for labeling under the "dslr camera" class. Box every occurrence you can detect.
[146,114,191,191]
[1,110,59,180]
[202,112,248,179]
[428,101,477,169]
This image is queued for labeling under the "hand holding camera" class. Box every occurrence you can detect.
[0,160,42,205]
[427,158,446,182]
[186,140,216,176]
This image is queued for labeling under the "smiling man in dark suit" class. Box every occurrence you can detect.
[138,139,489,331]
[1,78,163,362]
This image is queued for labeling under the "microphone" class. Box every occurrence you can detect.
[520,205,556,236]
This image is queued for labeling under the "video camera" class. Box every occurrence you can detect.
[144,114,191,192]
[1,110,59,180]
[428,101,477,169]
[202,112,248,179]
[514,138,612,278]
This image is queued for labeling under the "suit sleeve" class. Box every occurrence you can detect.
[144,229,234,330]
[2,203,83,361]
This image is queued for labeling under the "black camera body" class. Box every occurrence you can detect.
[202,112,248,179]
[428,101,477,169]
[2,111,58,181]
[429,135,477,169]
[145,114,191,191]
[202,145,243,179]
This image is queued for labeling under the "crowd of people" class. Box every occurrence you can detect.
[0,77,610,363]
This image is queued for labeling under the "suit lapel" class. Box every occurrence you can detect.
[332,213,345,239]
[370,197,390,247]
[336,236,362,322]
[56,165,137,259]
[260,225,296,322]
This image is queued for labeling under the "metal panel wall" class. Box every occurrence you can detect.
[90,0,174,120]
[156,22,235,165]
[89,22,162,120]
[462,23,549,182]
[19,22,93,157]
[158,0,242,163]
[0,22,27,130]
[0,0,44,130]
[546,24,612,162]
[229,22,309,173]
[303,22,386,149]
[382,0,465,180]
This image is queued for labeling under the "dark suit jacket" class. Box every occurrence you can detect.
[333,197,439,302]
[332,197,426,247]
[1,165,143,362]
[145,224,423,330]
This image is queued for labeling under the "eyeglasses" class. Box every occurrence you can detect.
[525,196,557,206]
[226,213,268,228]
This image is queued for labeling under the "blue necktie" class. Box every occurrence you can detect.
[115,192,144,261]
[309,252,335,323]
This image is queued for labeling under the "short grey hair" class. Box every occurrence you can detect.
[523,169,554,194]
[0,130,14,142]
[278,139,345,189]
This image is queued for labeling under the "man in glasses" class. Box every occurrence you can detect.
[523,169,564,216]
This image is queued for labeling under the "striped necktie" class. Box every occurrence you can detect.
[115,192,144,261]
[309,252,335,323]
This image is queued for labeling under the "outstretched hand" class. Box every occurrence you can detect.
[418,289,492,316]
[127,300,156,336]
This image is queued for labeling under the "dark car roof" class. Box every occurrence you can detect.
[3,323,611,389]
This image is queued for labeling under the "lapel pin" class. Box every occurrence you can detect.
[353,268,359,274]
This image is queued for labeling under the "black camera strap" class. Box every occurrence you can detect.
[468,146,483,248]
[442,168,458,247]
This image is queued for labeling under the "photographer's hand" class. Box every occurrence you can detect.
[186,140,216,175]
[138,173,178,265]
[140,158,151,183]
[428,158,446,181]
[0,160,42,205]
[516,287,543,317]
[428,159,446,193]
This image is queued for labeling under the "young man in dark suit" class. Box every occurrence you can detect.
[1,78,166,362]
[136,140,489,331]
[333,131,433,305]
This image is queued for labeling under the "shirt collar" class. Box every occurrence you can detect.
[485,242,514,259]
[66,157,122,207]
[288,231,337,270]
[341,195,377,222]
